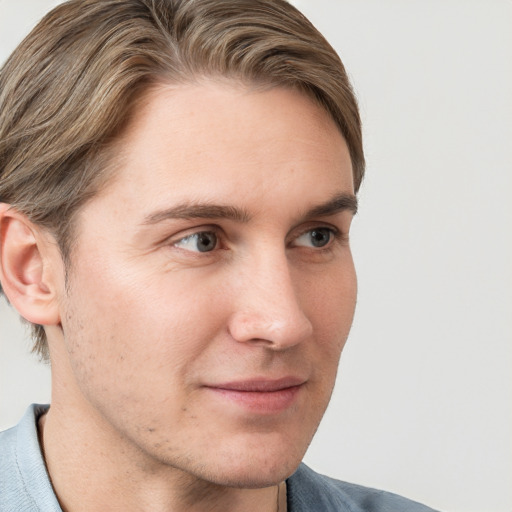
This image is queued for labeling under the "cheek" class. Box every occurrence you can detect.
[299,259,357,395]
[300,259,357,339]
[62,256,229,385]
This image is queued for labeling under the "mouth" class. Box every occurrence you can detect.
[204,377,306,414]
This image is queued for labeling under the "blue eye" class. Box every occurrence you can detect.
[294,228,334,248]
[174,231,218,252]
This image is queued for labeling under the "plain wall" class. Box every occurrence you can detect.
[1,1,511,511]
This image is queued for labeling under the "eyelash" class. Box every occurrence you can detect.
[169,225,346,255]
[173,229,222,253]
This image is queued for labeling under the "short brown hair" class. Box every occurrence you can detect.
[0,0,365,360]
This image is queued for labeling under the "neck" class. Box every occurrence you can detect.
[38,405,286,512]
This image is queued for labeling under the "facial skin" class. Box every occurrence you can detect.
[37,82,357,511]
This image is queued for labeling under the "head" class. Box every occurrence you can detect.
[0,0,364,488]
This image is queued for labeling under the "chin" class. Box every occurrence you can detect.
[191,437,307,489]
[203,458,302,489]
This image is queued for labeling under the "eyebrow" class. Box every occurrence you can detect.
[142,192,357,225]
[303,192,358,218]
[143,203,251,224]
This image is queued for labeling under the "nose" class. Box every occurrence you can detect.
[227,251,313,350]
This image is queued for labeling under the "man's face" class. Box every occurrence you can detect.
[53,82,357,487]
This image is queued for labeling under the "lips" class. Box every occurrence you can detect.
[211,376,305,392]
[204,377,305,413]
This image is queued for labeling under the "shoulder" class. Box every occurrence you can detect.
[0,416,29,510]
[0,404,61,512]
[286,464,440,512]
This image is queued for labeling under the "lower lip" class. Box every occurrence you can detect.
[206,385,302,414]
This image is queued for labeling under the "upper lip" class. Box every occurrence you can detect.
[206,376,306,392]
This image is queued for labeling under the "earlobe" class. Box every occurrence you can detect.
[0,203,61,326]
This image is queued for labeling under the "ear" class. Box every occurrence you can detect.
[0,203,62,326]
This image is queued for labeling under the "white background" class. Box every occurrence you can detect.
[1,1,511,511]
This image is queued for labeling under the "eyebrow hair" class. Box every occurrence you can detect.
[303,192,358,218]
[142,192,357,226]
[143,202,251,224]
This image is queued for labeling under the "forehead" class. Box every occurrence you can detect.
[87,81,353,218]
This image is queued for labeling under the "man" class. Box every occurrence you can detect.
[0,1,438,510]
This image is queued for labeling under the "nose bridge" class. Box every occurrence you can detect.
[228,245,313,348]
